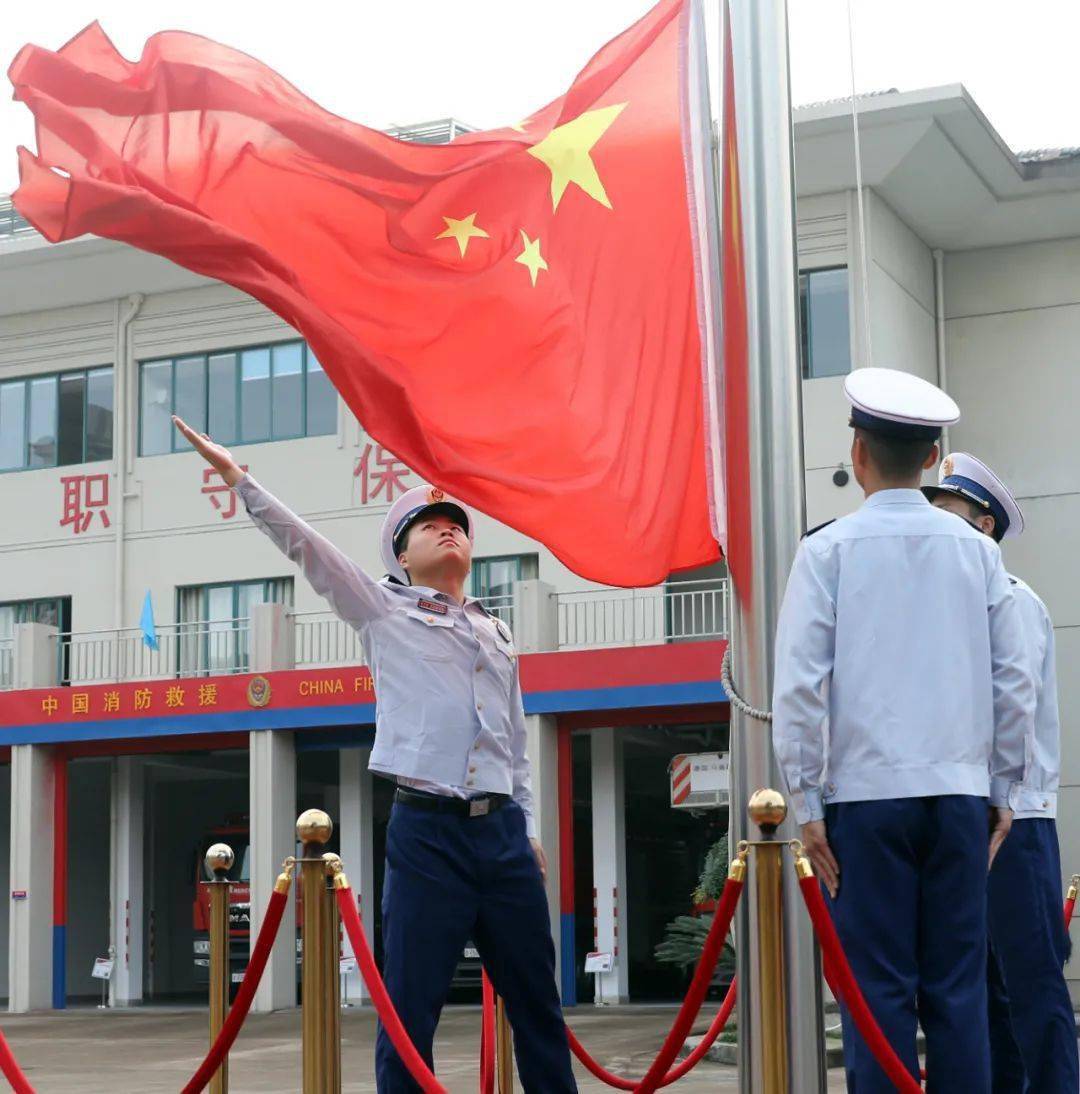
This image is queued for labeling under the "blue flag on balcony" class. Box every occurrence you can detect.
[140,590,159,651]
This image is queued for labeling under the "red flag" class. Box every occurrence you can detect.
[9,0,722,587]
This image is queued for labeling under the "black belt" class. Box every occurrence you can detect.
[394,788,510,817]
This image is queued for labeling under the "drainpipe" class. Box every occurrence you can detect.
[113,294,145,635]
[932,249,949,455]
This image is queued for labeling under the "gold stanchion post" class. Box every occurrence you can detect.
[495,995,514,1093]
[204,842,234,1094]
[748,789,790,1094]
[297,809,333,1094]
[323,853,344,1094]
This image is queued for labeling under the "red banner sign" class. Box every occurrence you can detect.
[0,666,375,729]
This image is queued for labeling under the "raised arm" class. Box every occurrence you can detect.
[172,416,389,630]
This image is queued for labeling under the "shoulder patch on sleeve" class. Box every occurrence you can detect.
[802,519,836,540]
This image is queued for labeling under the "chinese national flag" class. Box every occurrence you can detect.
[10,0,725,586]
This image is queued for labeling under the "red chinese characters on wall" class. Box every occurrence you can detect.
[201,465,249,519]
[354,444,413,505]
[59,473,111,534]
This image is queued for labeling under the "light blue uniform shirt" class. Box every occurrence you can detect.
[772,489,1035,826]
[1008,577,1060,820]
[235,474,537,838]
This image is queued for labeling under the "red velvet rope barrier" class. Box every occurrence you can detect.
[561,873,743,1094]
[797,875,921,1093]
[1064,894,1075,931]
[480,971,495,1094]
[335,881,447,1094]
[566,975,737,1090]
[0,1028,34,1094]
[629,874,743,1094]
[181,885,290,1094]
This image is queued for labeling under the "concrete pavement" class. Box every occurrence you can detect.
[0,1004,853,1091]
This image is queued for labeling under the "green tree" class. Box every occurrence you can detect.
[654,833,735,975]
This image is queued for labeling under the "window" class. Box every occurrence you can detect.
[176,578,293,676]
[799,267,851,379]
[471,555,538,632]
[139,340,336,455]
[306,352,337,436]
[0,597,72,686]
[0,367,113,472]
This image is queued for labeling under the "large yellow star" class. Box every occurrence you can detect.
[527,103,627,211]
[515,230,548,287]
[436,213,489,258]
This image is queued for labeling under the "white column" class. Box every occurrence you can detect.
[524,714,562,988]
[109,757,144,1006]
[339,748,376,1004]
[13,622,58,689]
[590,728,629,1004]
[250,730,297,1012]
[512,580,558,653]
[514,580,563,988]
[249,603,294,672]
[8,745,54,1012]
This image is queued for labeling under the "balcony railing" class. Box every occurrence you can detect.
[53,619,252,685]
[555,579,729,650]
[9,580,730,686]
[292,582,728,667]
[481,594,515,630]
[294,611,364,669]
[293,593,518,668]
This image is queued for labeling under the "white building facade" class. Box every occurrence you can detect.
[0,88,1078,1010]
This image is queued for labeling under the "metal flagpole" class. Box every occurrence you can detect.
[724,1,827,1090]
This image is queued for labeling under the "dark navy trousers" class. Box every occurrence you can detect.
[825,796,991,1093]
[986,817,1078,1094]
[376,800,577,1093]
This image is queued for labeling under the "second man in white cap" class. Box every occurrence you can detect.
[925,452,1078,1093]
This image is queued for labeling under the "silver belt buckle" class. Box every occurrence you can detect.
[469,798,490,817]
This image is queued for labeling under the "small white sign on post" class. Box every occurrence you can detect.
[671,751,730,809]
[91,957,114,981]
[584,951,614,974]
[339,956,357,975]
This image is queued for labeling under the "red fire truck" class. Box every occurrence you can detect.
[192,816,258,990]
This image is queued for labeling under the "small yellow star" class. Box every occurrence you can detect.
[515,230,548,287]
[509,117,530,133]
[436,213,490,258]
[527,103,627,211]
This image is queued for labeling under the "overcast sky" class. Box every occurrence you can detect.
[2,0,1079,196]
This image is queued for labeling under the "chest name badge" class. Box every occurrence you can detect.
[417,598,448,616]
[495,619,512,643]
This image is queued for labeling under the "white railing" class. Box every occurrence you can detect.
[481,594,514,631]
[55,619,252,685]
[0,639,12,691]
[3,582,730,688]
[293,594,515,668]
[294,611,364,668]
[555,579,729,650]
